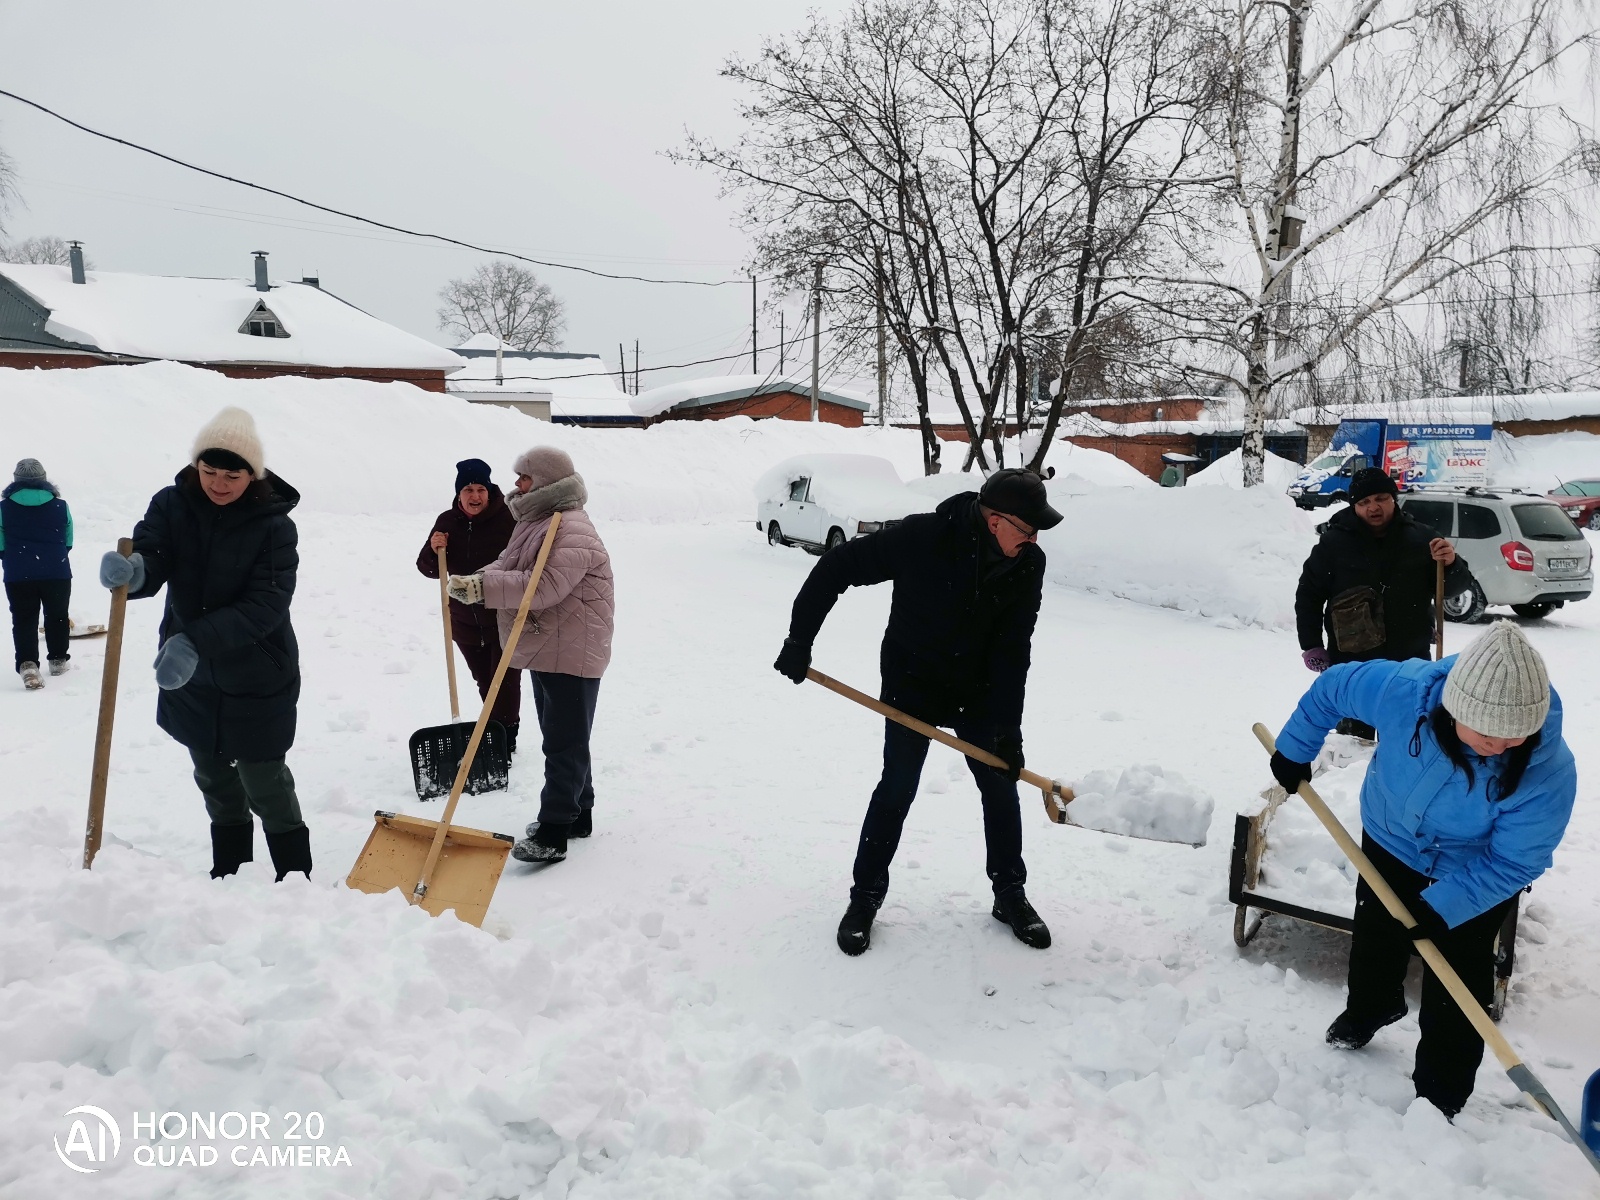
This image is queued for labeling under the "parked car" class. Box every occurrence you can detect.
[1547,479,1600,530]
[1396,487,1592,621]
[755,454,929,554]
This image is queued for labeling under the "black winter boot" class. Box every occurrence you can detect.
[992,894,1052,948]
[1325,1004,1406,1049]
[512,822,569,863]
[836,900,876,956]
[504,723,519,757]
[209,822,254,879]
[264,825,313,881]
[571,808,592,838]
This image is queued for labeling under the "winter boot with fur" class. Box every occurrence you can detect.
[512,821,569,864]
[836,899,876,956]
[265,825,313,881]
[18,661,43,690]
[209,822,255,879]
[48,658,69,676]
[1325,1004,1407,1050]
[992,893,1052,949]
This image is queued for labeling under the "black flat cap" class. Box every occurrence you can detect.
[979,467,1063,530]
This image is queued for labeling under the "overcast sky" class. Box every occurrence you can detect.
[0,0,847,388]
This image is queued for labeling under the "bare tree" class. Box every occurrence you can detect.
[0,143,18,244]
[688,0,1221,475]
[1149,0,1598,485]
[436,261,566,350]
[1,235,93,267]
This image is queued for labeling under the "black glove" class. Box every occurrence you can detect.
[995,732,1023,784]
[773,638,811,685]
[1270,751,1313,794]
[1406,898,1451,944]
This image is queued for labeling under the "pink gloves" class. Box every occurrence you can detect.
[1302,648,1332,672]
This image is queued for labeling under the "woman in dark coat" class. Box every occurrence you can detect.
[415,458,520,750]
[99,406,310,882]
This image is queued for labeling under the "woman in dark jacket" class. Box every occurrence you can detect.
[416,458,520,750]
[99,406,310,882]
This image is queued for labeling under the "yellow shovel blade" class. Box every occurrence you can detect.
[345,811,514,928]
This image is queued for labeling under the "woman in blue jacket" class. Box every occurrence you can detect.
[1270,621,1576,1117]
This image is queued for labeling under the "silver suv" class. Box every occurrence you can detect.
[1397,487,1593,621]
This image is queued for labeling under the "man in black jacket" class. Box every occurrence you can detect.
[773,469,1062,956]
[1295,468,1476,735]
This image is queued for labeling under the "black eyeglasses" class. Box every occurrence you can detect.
[995,512,1038,541]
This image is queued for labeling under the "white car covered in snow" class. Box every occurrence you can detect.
[755,454,930,554]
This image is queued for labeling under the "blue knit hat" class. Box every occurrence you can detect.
[454,458,493,495]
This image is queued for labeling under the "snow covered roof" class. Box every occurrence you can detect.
[0,262,463,372]
[632,374,871,419]
[1290,393,1600,426]
[445,345,634,419]
[1059,412,1303,437]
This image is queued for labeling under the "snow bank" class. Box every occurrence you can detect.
[1066,763,1215,846]
[1188,447,1304,492]
[0,362,928,527]
[1042,485,1317,629]
[1490,431,1600,493]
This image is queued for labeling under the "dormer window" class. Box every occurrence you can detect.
[239,301,289,338]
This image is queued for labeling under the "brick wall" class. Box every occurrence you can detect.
[658,390,864,427]
[0,352,450,393]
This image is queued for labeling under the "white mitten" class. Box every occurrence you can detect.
[447,573,485,605]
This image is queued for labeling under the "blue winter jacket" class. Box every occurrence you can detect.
[0,481,73,583]
[1276,657,1576,928]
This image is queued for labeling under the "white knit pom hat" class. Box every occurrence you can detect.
[1442,621,1550,739]
[191,406,265,477]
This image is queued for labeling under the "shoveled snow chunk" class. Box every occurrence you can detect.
[1067,764,1214,846]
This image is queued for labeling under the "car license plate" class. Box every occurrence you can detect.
[1550,557,1582,570]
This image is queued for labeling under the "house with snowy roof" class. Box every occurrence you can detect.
[0,247,463,390]
[446,334,639,426]
[631,374,870,427]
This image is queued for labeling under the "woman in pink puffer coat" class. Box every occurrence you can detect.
[447,445,613,863]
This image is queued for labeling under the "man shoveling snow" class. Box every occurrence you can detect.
[773,468,1062,955]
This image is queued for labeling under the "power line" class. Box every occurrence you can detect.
[0,87,747,288]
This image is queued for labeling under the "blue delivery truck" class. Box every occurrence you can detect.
[1287,419,1493,508]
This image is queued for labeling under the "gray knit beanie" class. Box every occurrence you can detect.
[13,458,46,483]
[1442,621,1550,739]
[513,446,576,491]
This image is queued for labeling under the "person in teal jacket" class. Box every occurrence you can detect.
[2,457,74,689]
[1270,620,1575,1117]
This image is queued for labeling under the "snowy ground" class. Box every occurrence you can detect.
[1,366,1597,1198]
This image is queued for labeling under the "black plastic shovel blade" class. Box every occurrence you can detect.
[409,721,509,800]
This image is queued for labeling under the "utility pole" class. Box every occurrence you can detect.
[619,342,627,394]
[494,337,504,387]
[751,275,758,374]
[810,262,823,423]
[779,312,785,373]
[634,340,640,396]
[875,248,887,427]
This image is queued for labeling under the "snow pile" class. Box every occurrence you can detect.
[753,453,928,521]
[1188,447,1305,492]
[1042,484,1316,629]
[1490,431,1600,493]
[1067,763,1215,846]
[1251,738,1370,915]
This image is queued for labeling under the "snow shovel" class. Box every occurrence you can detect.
[1253,723,1600,1178]
[346,515,561,927]
[408,545,509,800]
[83,538,132,869]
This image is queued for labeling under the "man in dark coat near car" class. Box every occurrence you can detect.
[416,458,520,750]
[99,407,310,882]
[1295,467,1476,736]
[773,468,1062,956]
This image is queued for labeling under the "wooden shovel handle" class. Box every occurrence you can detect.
[438,546,460,720]
[805,669,1074,818]
[84,537,132,869]
[1251,726,1530,1082]
[1435,558,1445,661]
[413,513,561,903]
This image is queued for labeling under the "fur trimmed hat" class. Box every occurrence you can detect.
[513,446,575,491]
[191,406,266,477]
[1443,620,1551,739]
